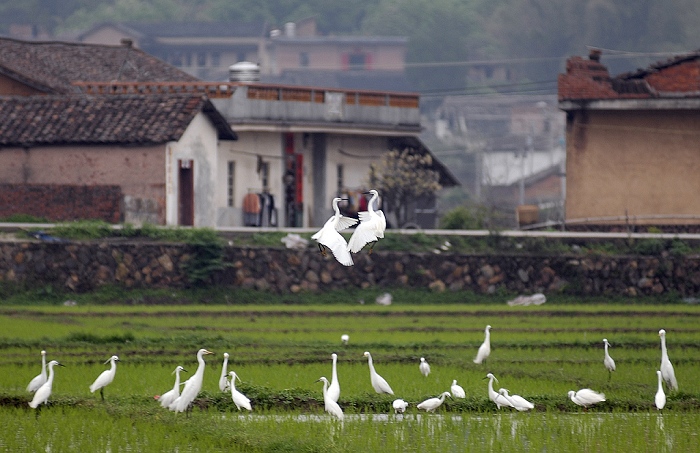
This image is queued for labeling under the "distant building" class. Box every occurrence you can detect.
[77,18,411,91]
[558,48,700,232]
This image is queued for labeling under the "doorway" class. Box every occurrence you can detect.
[178,159,194,226]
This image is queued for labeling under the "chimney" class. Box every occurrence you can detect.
[120,38,133,48]
[589,48,602,62]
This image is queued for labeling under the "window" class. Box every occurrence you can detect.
[227,161,235,207]
[211,52,221,66]
[299,52,309,67]
[337,164,344,193]
[260,161,270,191]
[197,52,207,67]
[348,53,366,69]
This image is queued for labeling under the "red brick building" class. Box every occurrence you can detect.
[558,49,700,231]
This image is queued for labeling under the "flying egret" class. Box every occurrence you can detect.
[603,338,616,380]
[89,355,119,401]
[27,350,48,393]
[327,353,340,403]
[655,370,666,410]
[219,352,230,392]
[363,351,394,395]
[171,348,213,413]
[485,373,513,409]
[347,189,386,254]
[29,360,64,409]
[450,379,466,399]
[568,389,606,408]
[341,334,349,345]
[417,391,451,413]
[658,329,678,391]
[392,399,408,413]
[473,325,492,364]
[312,197,358,266]
[498,388,534,411]
[228,371,252,411]
[419,357,431,377]
[317,376,344,420]
[158,366,187,409]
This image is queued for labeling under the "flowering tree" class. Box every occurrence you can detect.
[369,148,442,228]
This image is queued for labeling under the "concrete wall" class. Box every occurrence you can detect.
[565,109,700,224]
[1,240,699,297]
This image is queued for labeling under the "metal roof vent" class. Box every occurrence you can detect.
[228,61,260,82]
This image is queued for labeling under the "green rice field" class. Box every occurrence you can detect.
[1,300,699,452]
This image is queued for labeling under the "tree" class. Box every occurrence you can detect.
[368,148,441,228]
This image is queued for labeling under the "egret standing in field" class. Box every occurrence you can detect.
[219,353,230,392]
[567,389,606,408]
[347,189,386,254]
[655,370,666,410]
[26,350,48,393]
[317,376,344,420]
[603,338,616,381]
[658,329,678,391]
[327,353,340,403]
[473,325,492,364]
[171,348,213,413]
[312,197,358,266]
[498,388,534,411]
[451,379,466,399]
[392,398,408,414]
[363,351,394,395]
[29,360,64,410]
[89,355,119,401]
[228,371,252,411]
[485,373,513,409]
[341,334,349,345]
[419,357,431,377]
[158,366,187,409]
[417,392,451,413]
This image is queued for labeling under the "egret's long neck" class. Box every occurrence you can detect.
[46,363,55,386]
[488,377,494,394]
[332,199,340,216]
[657,373,663,391]
[41,355,47,374]
[109,359,117,371]
[332,357,338,381]
[604,343,609,354]
[367,356,375,373]
[485,331,490,341]
[230,377,236,391]
[195,354,206,377]
[323,380,328,397]
[174,370,181,389]
[660,337,668,360]
[368,193,377,214]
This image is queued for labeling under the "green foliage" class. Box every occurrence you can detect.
[440,206,486,229]
[182,229,228,287]
[0,213,50,223]
[51,220,113,239]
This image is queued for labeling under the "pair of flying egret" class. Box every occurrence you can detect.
[312,189,386,267]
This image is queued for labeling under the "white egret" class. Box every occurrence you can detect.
[327,353,340,403]
[317,376,344,420]
[89,355,119,400]
[450,379,466,398]
[658,329,678,391]
[498,388,534,411]
[171,348,213,413]
[29,360,64,409]
[341,334,349,345]
[363,351,394,395]
[228,371,252,411]
[219,352,230,392]
[485,373,513,409]
[158,366,187,409]
[312,197,358,266]
[417,391,451,413]
[473,325,492,364]
[392,398,408,413]
[603,338,616,380]
[655,370,666,410]
[419,357,431,377]
[26,350,48,392]
[568,389,606,408]
[347,189,386,254]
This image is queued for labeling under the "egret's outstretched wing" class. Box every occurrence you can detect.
[335,215,358,231]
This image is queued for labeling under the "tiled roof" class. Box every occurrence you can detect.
[0,94,236,146]
[0,37,198,94]
[79,21,270,39]
[558,49,700,101]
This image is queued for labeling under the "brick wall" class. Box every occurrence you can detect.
[0,184,122,222]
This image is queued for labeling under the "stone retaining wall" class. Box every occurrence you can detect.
[1,240,700,297]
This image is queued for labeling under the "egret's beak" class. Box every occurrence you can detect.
[57,363,66,367]
[182,368,188,373]
[204,350,214,355]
